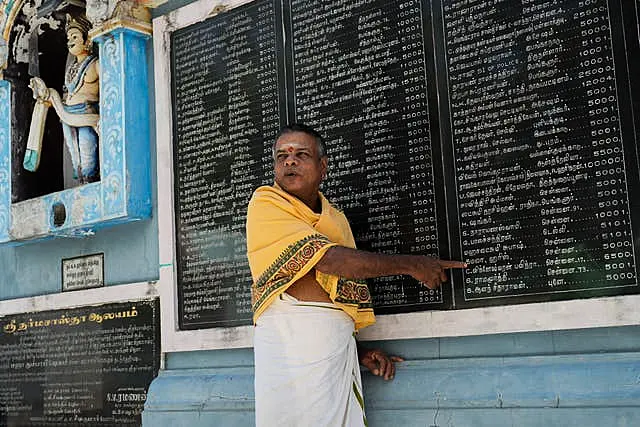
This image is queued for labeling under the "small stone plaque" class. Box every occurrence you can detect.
[62,253,104,291]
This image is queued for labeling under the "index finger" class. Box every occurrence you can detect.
[439,260,467,269]
[374,354,389,378]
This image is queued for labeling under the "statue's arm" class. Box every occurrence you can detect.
[91,59,100,82]
[29,77,99,129]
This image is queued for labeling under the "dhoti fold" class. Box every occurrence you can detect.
[254,293,367,427]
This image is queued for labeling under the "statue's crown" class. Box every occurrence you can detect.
[65,14,92,36]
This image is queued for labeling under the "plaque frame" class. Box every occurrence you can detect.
[61,252,105,292]
[0,281,159,322]
[153,0,640,352]
[154,0,256,351]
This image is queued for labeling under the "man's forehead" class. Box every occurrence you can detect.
[274,141,310,151]
[274,134,317,152]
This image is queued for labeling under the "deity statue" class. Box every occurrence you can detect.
[24,13,100,184]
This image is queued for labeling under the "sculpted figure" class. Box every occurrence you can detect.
[24,14,100,184]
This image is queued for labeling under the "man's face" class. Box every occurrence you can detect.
[273,131,327,201]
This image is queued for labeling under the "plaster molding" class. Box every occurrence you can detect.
[88,0,152,38]
[0,281,159,315]
[0,81,9,241]
[0,0,26,41]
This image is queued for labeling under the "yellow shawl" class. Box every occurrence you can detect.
[246,184,375,330]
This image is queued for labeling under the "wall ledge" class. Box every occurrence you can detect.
[144,351,640,415]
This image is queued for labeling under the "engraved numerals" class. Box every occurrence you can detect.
[291,0,441,309]
[443,0,637,300]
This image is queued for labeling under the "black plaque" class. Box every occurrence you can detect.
[289,0,448,313]
[441,0,640,306]
[170,0,640,327]
[0,299,160,426]
[171,0,284,328]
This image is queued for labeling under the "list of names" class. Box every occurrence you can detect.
[291,0,443,310]
[443,0,637,300]
[172,0,280,327]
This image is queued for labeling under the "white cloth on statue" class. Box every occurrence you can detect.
[253,293,367,427]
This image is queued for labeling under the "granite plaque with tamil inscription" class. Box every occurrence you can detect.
[0,299,160,426]
[289,0,449,312]
[168,0,640,328]
[441,0,640,306]
[171,0,283,328]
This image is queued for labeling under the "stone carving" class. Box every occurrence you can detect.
[85,0,118,25]
[86,0,151,30]
[25,13,100,184]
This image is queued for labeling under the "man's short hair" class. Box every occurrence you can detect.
[273,123,327,158]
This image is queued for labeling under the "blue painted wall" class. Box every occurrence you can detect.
[0,52,158,299]
[145,326,640,426]
[142,1,640,426]
[0,219,158,298]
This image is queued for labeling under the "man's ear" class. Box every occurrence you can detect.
[320,156,328,179]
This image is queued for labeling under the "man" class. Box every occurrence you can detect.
[246,124,466,426]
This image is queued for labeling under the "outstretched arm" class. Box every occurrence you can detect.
[326,248,465,380]
[315,246,466,289]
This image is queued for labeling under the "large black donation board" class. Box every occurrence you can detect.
[0,299,160,426]
[171,0,640,329]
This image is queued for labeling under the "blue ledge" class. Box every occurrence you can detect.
[362,352,640,409]
[143,352,640,427]
[368,408,640,427]
[145,367,255,413]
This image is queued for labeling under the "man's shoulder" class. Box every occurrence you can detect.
[319,193,347,217]
[248,185,292,211]
[250,185,283,202]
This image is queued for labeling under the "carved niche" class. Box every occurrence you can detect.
[0,0,153,243]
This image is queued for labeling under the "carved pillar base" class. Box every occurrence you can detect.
[93,28,152,218]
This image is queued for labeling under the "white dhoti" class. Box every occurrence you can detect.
[254,293,367,427]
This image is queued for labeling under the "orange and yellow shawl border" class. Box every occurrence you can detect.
[246,185,375,330]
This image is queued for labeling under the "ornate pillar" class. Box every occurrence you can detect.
[89,0,152,218]
[0,79,10,241]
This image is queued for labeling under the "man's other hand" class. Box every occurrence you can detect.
[359,348,404,381]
